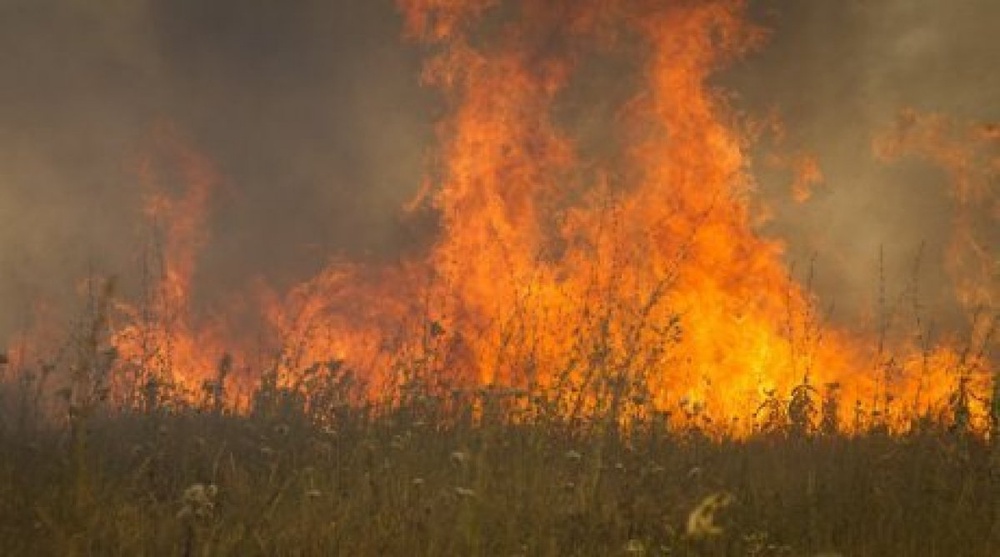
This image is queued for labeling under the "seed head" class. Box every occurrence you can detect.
[685,492,733,539]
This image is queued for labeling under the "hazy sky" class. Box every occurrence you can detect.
[0,0,996,341]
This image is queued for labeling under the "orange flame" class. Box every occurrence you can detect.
[239,0,990,432]
[8,1,993,434]
[110,125,227,404]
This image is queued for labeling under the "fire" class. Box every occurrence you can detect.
[8,1,995,434]
[110,125,226,406]
[252,0,991,432]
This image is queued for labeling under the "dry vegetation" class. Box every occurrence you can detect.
[2,347,999,557]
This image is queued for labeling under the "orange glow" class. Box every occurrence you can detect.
[10,1,994,435]
[110,125,227,405]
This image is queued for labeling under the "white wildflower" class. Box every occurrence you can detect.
[454,486,476,498]
[450,450,470,465]
[177,483,218,521]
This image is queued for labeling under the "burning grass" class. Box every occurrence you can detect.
[0,0,996,553]
[50,0,988,434]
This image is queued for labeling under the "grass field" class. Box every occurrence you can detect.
[2,376,999,557]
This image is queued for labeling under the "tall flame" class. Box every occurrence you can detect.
[110,125,225,404]
[9,1,994,433]
[244,0,991,431]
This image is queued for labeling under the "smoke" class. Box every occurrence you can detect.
[727,0,999,333]
[0,0,435,340]
[0,0,995,346]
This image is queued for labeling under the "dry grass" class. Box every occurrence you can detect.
[1,381,998,556]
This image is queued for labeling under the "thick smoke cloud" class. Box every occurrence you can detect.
[0,0,995,343]
[0,0,434,338]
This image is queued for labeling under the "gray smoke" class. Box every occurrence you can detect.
[0,0,434,339]
[729,0,998,334]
